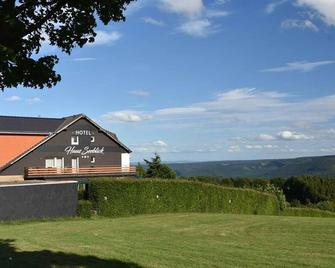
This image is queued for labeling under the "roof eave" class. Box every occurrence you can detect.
[0,132,50,136]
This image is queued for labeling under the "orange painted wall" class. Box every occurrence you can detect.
[0,135,46,167]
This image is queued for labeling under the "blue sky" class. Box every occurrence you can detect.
[1,0,335,162]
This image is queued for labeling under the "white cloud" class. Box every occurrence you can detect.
[326,128,335,134]
[129,90,151,97]
[228,145,241,153]
[4,95,42,104]
[5,96,21,102]
[72,57,96,62]
[277,130,312,140]
[102,88,335,160]
[264,144,278,149]
[142,17,165,26]
[321,147,335,152]
[103,110,153,123]
[215,0,230,4]
[214,88,288,101]
[201,88,289,113]
[179,19,217,37]
[261,60,335,72]
[266,0,288,14]
[132,147,150,153]
[295,0,335,26]
[26,97,42,105]
[258,134,276,141]
[156,107,206,116]
[245,144,263,149]
[281,19,319,31]
[153,140,168,147]
[88,30,121,46]
[257,131,312,142]
[102,89,335,136]
[159,0,204,17]
[217,88,255,100]
[133,139,170,154]
[158,0,229,38]
[125,0,152,16]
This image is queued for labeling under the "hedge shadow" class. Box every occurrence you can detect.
[0,239,142,268]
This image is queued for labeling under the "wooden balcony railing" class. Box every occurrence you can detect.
[25,166,136,178]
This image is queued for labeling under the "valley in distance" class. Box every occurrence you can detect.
[162,155,335,178]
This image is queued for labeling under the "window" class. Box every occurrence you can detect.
[45,159,54,168]
[91,156,96,163]
[71,136,79,145]
[55,158,63,168]
[72,158,79,169]
[90,136,95,143]
[45,158,64,168]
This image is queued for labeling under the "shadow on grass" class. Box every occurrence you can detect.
[0,239,142,268]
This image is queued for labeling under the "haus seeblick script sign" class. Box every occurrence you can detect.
[64,146,104,156]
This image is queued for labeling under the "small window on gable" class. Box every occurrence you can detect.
[71,136,79,145]
[90,136,95,143]
[91,156,96,163]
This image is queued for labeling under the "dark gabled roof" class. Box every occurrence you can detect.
[104,129,118,140]
[0,114,120,139]
[54,114,82,132]
[0,115,65,134]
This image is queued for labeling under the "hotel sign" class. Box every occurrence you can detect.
[64,146,104,156]
[72,130,94,136]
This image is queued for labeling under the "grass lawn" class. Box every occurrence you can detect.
[0,213,334,268]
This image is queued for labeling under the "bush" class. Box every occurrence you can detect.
[78,189,88,200]
[77,200,93,218]
[253,184,287,211]
[157,165,177,179]
[283,176,335,204]
[89,179,280,217]
[316,201,335,212]
[281,207,335,218]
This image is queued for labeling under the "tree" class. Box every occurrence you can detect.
[0,0,135,90]
[283,176,324,205]
[136,162,145,178]
[144,154,176,179]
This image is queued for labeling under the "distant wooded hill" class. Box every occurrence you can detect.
[168,155,335,178]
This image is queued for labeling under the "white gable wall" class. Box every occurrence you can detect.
[121,153,130,168]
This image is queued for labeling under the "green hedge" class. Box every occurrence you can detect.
[281,207,335,218]
[89,179,280,217]
[77,200,93,218]
[78,189,88,200]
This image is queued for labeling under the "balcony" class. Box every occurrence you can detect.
[25,166,136,179]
